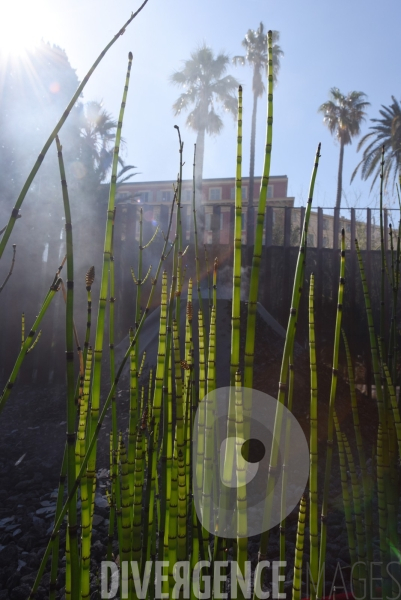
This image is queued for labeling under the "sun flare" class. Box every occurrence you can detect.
[0,4,46,57]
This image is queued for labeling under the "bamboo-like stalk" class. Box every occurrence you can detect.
[244,31,274,391]
[87,53,133,533]
[318,229,346,597]
[342,432,366,597]
[341,329,372,567]
[119,437,131,587]
[49,447,67,600]
[308,274,319,600]
[0,1,150,260]
[132,418,145,584]
[333,413,357,568]
[204,244,212,321]
[0,277,61,414]
[29,187,177,600]
[376,424,391,600]
[292,495,307,600]
[55,135,80,599]
[253,145,321,591]
[235,371,248,600]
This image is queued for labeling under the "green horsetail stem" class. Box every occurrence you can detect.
[318,229,345,598]
[119,438,131,572]
[192,144,206,341]
[376,424,392,600]
[0,277,61,414]
[292,495,307,600]
[0,243,16,293]
[166,448,179,596]
[200,305,217,556]
[109,207,123,561]
[78,349,93,598]
[204,244,212,322]
[244,32,273,390]
[308,274,319,600]
[0,1,149,260]
[355,240,387,430]
[379,146,387,364]
[231,86,243,394]
[235,372,248,600]
[174,126,184,326]
[342,432,366,597]
[279,350,294,598]
[22,310,42,354]
[29,191,177,600]
[333,413,357,571]
[146,271,168,564]
[56,133,80,598]
[49,447,67,600]
[254,145,321,588]
[128,326,139,513]
[132,419,145,570]
[342,329,372,565]
[87,52,133,522]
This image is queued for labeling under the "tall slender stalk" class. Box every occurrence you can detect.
[292,495,307,600]
[318,229,345,597]
[244,31,273,390]
[0,1,150,260]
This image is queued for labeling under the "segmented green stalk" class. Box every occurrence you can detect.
[279,350,294,598]
[87,53,133,531]
[76,347,92,582]
[167,449,179,596]
[109,207,123,560]
[198,309,206,403]
[382,361,401,457]
[292,495,307,600]
[0,278,61,414]
[29,188,177,600]
[253,145,321,589]
[128,326,139,511]
[235,372,248,600]
[0,2,149,261]
[342,329,372,565]
[231,86,243,393]
[334,413,356,566]
[119,437,131,574]
[342,432,366,597]
[376,424,391,600]
[192,144,207,355]
[49,447,67,600]
[106,432,115,562]
[318,229,346,598]
[146,272,168,562]
[55,136,79,599]
[132,418,145,567]
[308,274,319,600]
[204,244,212,321]
[244,32,273,390]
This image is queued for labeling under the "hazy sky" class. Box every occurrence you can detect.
[1,0,400,213]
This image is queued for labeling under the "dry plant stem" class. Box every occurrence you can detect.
[292,495,307,600]
[0,278,60,414]
[0,0,150,260]
[28,185,176,600]
[244,31,273,391]
[317,229,345,598]
[87,53,133,526]
[253,145,321,595]
[308,274,319,600]
[0,243,16,293]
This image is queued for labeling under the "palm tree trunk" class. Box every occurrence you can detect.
[195,128,205,196]
[247,90,258,246]
[336,139,344,210]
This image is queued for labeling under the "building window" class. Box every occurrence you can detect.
[183,189,192,202]
[267,185,273,198]
[323,236,329,248]
[158,190,173,203]
[323,218,329,230]
[307,233,315,246]
[230,186,248,200]
[205,211,213,231]
[209,187,222,201]
[135,191,152,203]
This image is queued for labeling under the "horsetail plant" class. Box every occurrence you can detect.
[244,31,273,391]
[318,228,346,598]
[292,495,307,600]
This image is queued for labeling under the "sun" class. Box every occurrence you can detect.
[0,4,45,58]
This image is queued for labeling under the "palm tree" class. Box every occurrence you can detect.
[351,96,401,191]
[318,88,370,209]
[170,45,239,192]
[233,24,283,237]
